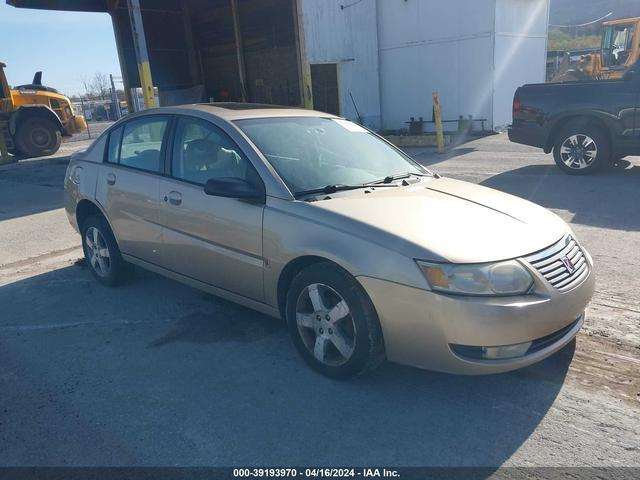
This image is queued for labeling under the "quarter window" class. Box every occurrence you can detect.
[171,117,254,186]
[119,117,169,173]
[106,126,123,164]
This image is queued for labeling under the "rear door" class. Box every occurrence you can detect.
[158,115,265,301]
[95,115,170,264]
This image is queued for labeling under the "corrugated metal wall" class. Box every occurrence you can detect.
[302,0,550,132]
[301,0,382,130]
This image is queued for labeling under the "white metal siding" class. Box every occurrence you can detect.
[493,0,549,129]
[301,0,550,132]
[301,0,382,129]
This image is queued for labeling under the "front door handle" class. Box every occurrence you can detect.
[106,173,116,186]
[166,191,182,206]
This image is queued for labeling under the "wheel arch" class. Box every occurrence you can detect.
[277,255,347,319]
[9,105,64,136]
[75,199,120,249]
[545,114,612,153]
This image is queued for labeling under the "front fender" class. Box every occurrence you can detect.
[10,104,64,135]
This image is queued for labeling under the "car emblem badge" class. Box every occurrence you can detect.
[561,256,575,274]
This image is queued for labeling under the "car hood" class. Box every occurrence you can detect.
[310,177,567,263]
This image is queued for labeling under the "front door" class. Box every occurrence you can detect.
[95,115,169,264]
[158,116,265,301]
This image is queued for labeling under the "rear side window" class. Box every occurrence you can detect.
[106,126,123,164]
[119,117,169,173]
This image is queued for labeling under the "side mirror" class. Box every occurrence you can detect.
[204,177,265,203]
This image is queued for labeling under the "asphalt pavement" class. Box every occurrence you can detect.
[0,133,638,467]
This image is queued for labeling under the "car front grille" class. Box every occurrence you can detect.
[524,235,589,292]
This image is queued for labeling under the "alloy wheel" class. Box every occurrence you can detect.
[85,226,111,277]
[559,134,597,170]
[295,283,356,366]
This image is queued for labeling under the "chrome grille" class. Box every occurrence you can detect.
[524,235,589,292]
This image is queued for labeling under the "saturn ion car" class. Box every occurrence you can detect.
[64,103,594,378]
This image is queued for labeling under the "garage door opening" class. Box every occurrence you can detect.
[189,0,301,105]
[311,63,339,116]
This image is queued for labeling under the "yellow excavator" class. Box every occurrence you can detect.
[553,17,640,82]
[0,62,87,157]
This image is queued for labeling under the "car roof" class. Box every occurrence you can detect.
[124,103,340,122]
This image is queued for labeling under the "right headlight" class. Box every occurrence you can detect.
[417,260,534,296]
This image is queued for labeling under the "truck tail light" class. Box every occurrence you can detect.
[513,97,522,114]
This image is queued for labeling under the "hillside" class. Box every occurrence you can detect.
[550,0,639,25]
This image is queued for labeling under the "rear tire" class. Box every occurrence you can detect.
[286,262,385,379]
[81,215,127,287]
[553,121,610,175]
[14,117,62,158]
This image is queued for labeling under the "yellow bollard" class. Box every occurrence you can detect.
[432,92,445,154]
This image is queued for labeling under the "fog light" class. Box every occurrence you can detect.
[482,341,532,360]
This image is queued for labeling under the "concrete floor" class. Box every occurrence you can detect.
[0,133,638,467]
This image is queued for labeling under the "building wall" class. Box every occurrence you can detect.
[302,0,550,132]
[376,0,496,131]
[300,0,381,130]
[492,0,549,129]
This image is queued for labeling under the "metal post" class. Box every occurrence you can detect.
[0,121,13,164]
[127,0,156,109]
[110,74,122,119]
[230,0,248,102]
[110,9,135,113]
[293,0,312,109]
[432,92,445,154]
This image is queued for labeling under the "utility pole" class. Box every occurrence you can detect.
[127,0,156,109]
[110,74,122,120]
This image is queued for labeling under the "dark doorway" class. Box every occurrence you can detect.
[311,63,339,116]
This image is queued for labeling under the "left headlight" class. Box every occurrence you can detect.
[417,260,534,296]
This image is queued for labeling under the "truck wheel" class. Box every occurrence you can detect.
[286,262,385,379]
[553,123,610,175]
[14,117,62,158]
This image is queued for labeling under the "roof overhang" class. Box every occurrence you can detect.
[6,0,109,13]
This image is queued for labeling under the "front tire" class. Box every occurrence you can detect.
[553,121,610,175]
[14,117,62,158]
[286,262,385,379]
[81,215,126,287]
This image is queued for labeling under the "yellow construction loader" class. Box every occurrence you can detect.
[0,62,87,157]
[553,17,640,82]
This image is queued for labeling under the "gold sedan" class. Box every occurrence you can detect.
[64,104,594,378]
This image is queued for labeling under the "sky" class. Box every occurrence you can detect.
[0,2,121,97]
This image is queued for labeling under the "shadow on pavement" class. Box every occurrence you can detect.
[0,263,571,467]
[0,155,70,221]
[481,162,640,231]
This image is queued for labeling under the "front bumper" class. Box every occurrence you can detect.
[357,265,594,374]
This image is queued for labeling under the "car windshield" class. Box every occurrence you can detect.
[235,117,429,194]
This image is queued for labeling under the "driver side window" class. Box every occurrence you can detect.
[171,117,253,186]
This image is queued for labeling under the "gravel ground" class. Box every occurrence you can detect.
[0,133,638,467]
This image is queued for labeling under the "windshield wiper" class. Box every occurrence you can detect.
[367,171,432,185]
[294,183,398,198]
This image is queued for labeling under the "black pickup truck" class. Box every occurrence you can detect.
[508,62,640,174]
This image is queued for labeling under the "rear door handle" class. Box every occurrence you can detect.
[106,173,116,185]
[166,191,182,206]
